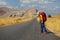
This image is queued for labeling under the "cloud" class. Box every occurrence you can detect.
[0,0,18,9]
[20,0,38,7]
[0,0,7,6]
[28,5,37,8]
[20,4,24,7]
[48,6,60,11]
[20,0,38,3]
[20,0,31,3]
[32,0,38,2]
[38,0,55,4]
[6,6,18,9]
[40,6,47,9]
[20,0,55,4]
[6,6,13,8]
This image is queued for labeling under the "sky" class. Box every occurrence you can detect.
[0,0,60,15]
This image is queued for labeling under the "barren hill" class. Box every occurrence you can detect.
[23,8,38,18]
[0,7,38,18]
[0,7,21,17]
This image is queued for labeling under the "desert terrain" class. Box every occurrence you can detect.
[37,15,60,37]
[0,7,60,37]
[45,16,60,37]
[0,7,37,27]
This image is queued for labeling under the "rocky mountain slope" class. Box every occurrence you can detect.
[0,7,38,18]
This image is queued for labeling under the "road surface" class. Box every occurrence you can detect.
[0,19,60,40]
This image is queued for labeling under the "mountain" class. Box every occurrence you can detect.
[23,7,38,18]
[0,7,38,18]
[0,7,20,17]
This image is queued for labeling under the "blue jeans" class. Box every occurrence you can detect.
[40,22,47,33]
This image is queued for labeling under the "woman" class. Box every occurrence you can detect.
[38,12,48,34]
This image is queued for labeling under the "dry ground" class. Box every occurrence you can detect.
[37,17,60,37]
[0,16,60,37]
[0,17,32,27]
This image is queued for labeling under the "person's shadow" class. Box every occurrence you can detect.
[45,28,54,34]
[47,31,53,34]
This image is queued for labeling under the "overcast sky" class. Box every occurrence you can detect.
[0,0,60,15]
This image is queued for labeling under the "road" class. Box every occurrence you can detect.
[0,18,60,40]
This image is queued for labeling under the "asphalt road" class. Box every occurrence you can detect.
[0,19,60,40]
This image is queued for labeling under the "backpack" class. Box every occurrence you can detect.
[40,12,47,22]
